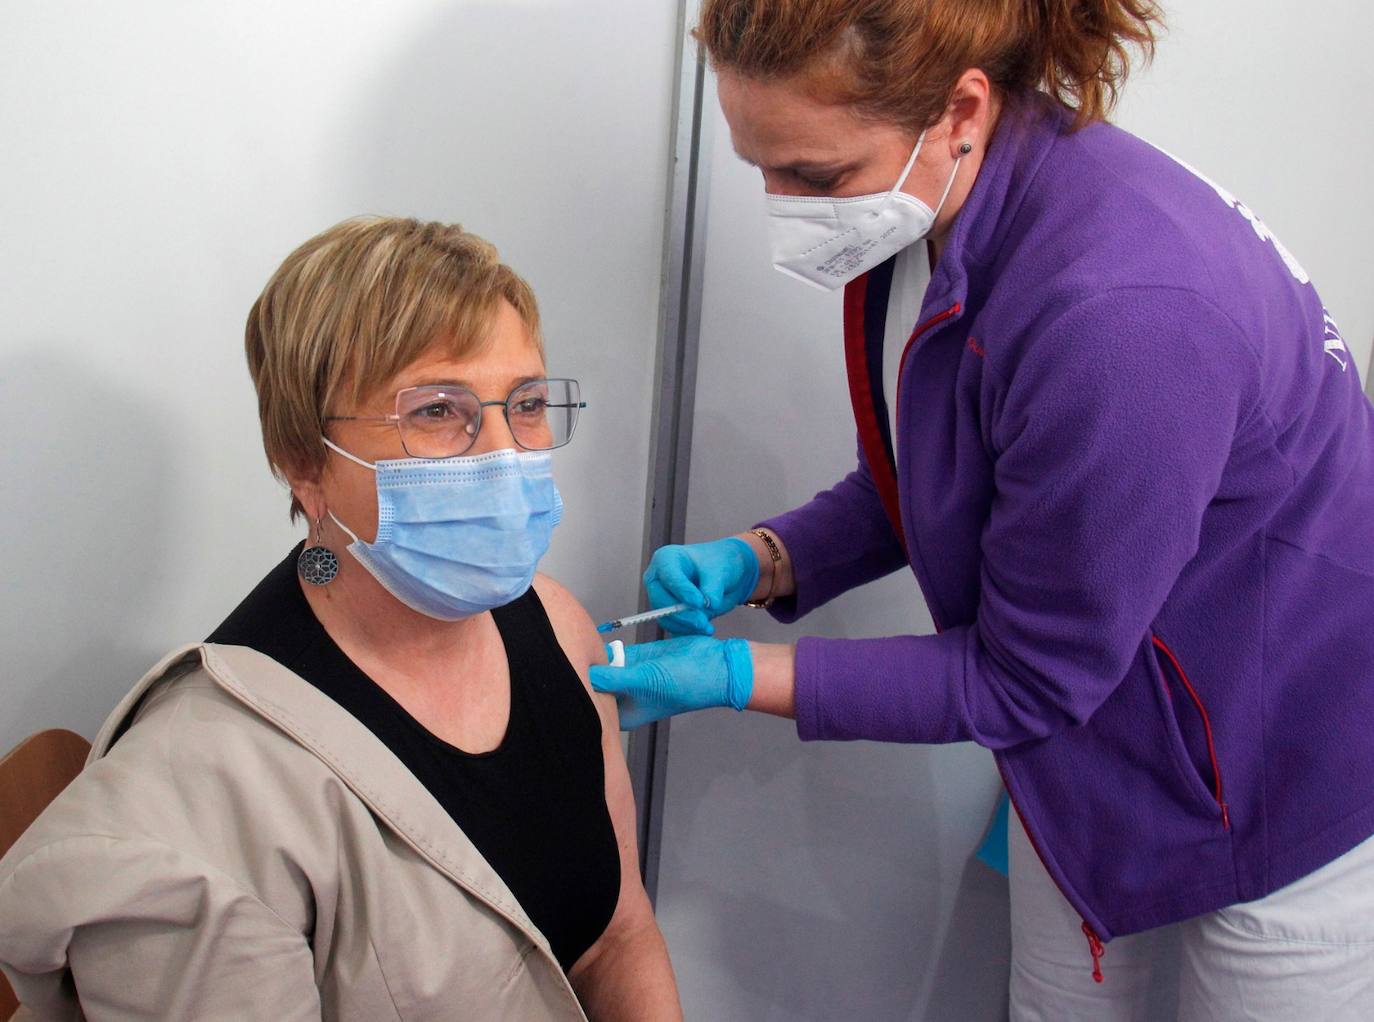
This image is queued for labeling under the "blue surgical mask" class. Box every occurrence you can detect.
[322,438,563,620]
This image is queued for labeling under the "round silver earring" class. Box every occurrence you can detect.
[958,142,973,155]
[297,517,339,586]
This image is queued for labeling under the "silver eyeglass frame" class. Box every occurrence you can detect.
[324,377,586,459]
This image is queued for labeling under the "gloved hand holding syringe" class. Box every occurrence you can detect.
[591,536,768,729]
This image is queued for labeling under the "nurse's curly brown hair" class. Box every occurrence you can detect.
[696,0,1163,131]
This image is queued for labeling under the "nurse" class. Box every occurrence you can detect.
[591,0,1374,1018]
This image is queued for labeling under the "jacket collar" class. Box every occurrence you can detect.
[836,96,1069,602]
[93,642,549,955]
[921,92,1070,320]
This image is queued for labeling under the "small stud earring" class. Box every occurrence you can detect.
[297,516,339,586]
[958,142,973,156]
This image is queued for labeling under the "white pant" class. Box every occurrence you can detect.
[1009,811,1374,1021]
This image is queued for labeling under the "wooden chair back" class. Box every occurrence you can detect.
[0,729,91,1019]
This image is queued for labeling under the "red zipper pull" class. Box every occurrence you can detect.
[1081,921,1105,984]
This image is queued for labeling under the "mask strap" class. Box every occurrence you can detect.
[322,435,377,471]
[318,437,369,545]
[888,131,927,199]
[327,510,361,545]
[931,151,963,221]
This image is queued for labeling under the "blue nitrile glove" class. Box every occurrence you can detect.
[590,635,754,730]
[975,791,1011,877]
[643,537,760,635]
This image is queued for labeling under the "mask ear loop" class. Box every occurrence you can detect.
[322,435,378,471]
[328,510,361,545]
[930,149,964,221]
[887,131,927,200]
[317,437,370,544]
[888,130,964,221]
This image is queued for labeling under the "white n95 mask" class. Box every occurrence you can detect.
[766,131,962,291]
[322,439,563,621]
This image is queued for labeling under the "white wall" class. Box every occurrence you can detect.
[654,3,1374,1020]
[0,0,678,754]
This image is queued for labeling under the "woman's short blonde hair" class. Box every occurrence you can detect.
[245,216,543,520]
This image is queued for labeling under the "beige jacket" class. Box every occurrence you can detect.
[0,643,590,1021]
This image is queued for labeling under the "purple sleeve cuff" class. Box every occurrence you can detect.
[755,464,908,625]
[793,632,971,744]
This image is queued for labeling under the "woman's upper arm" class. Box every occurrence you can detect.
[530,576,657,933]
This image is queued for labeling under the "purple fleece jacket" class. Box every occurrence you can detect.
[761,95,1374,942]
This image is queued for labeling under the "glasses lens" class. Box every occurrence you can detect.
[396,386,481,458]
[508,379,580,451]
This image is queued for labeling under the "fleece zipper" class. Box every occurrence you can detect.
[844,274,1113,980]
[892,301,963,631]
[997,760,1111,983]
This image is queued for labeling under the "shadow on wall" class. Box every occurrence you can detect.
[922,858,1014,1021]
[660,417,1013,1020]
[661,709,1014,1022]
[659,711,933,1020]
[0,350,171,749]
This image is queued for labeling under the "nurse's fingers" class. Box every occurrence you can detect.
[657,611,714,636]
[587,668,658,729]
[643,548,708,609]
[615,695,659,731]
[590,662,632,693]
[645,578,714,634]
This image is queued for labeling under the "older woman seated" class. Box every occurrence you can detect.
[0,217,682,1021]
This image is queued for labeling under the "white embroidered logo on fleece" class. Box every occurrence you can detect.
[1148,143,1311,286]
[1322,310,1349,372]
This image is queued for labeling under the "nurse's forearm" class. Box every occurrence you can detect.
[747,642,797,719]
[736,528,795,602]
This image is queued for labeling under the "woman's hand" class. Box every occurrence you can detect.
[644,535,778,634]
[590,636,754,729]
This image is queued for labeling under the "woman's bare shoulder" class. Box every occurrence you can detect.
[531,574,610,672]
[531,575,617,740]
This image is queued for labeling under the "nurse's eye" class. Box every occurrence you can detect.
[510,396,548,417]
[797,171,841,192]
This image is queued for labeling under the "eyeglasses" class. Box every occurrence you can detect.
[326,378,585,459]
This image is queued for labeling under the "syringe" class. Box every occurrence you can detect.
[596,602,693,634]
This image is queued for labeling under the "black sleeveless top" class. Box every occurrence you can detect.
[206,546,621,970]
